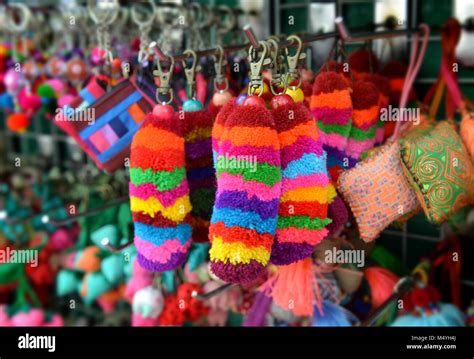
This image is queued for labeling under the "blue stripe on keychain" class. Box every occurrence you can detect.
[79,91,142,140]
[134,222,192,245]
[79,88,96,105]
[119,111,140,131]
[97,129,136,163]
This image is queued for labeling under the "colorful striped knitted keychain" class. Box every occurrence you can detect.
[210,46,237,187]
[362,73,391,145]
[345,47,383,158]
[270,36,332,264]
[209,42,282,284]
[129,57,193,271]
[178,50,216,243]
[345,79,381,163]
[311,70,353,179]
[261,38,332,317]
[310,69,351,236]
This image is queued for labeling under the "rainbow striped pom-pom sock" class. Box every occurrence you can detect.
[310,71,353,181]
[269,97,332,265]
[129,105,193,272]
[209,96,281,284]
[179,104,216,243]
[211,99,236,166]
[345,80,381,164]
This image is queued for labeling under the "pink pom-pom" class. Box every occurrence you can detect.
[131,313,158,327]
[91,47,106,65]
[4,69,23,93]
[18,89,41,112]
[124,259,154,301]
[50,228,74,250]
[58,94,75,108]
[0,305,11,326]
[184,263,201,284]
[12,309,45,327]
[46,79,65,96]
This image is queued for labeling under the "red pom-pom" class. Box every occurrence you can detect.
[381,60,407,79]
[410,287,430,308]
[363,73,391,98]
[351,80,380,110]
[425,285,441,304]
[401,293,415,312]
[7,112,30,133]
[112,58,121,70]
[348,49,380,77]
[312,71,348,95]
[158,295,186,326]
[321,60,344,74]
[176,283,209,321]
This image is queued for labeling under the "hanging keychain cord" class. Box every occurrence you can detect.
[182,49,202,100]
[131,0,157,65]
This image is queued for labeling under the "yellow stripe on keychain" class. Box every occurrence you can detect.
[130,195,192,221]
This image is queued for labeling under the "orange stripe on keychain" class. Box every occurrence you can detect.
[310,90,352,109]
[220,126,280,148]
[278,121,319,148]
[212,123,226,141]
[352,106,380,126]
[132,126,184,151]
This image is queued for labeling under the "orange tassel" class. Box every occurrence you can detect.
[364,267,399,309]
[269,258,317,317]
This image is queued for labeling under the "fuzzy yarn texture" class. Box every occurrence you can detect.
[178,108,216,243]
[348,49,380,80]
[310,71,353,181]
[211,99,236,162]
[270,100,331,265]
[345,80,380,163]
[326,195,349,236]
[209,101,282,284]
[381,61,413,139]
[130,109,192,272]
[363,74,391,145]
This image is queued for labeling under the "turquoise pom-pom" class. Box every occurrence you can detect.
[56,270,81,296]
[183,99,203,112]
[161,271,175,293]
[91,225,119,249]
[101,255,124,285]
[188,243,210,272]
[82,272,112,305]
